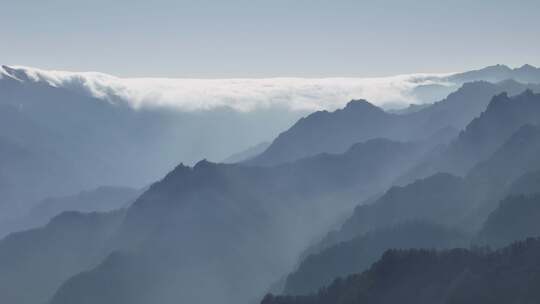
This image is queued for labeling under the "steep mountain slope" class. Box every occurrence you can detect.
[476,194,540,248]
[404,90,540,180]
[465,124,540,210]
[274,123,540,298]
[404,64,540,110]
[47,139,427,304]
[249,100,396,165]
[0,210,124,304]
[450,90,540,171]
[0,186,139,237]
[444,124,540,232]
[290,194,540,297]
[348,173,467,238]
[406,80,539,138]
[3,65,540,304]
[506,170,540,196]
[263,238,540,304]
[0,70,303,221]
[222,141,271,163]
[251,81,540,166]
[283,221,468,295]
[304,173,469,258]
[305,92,540,260]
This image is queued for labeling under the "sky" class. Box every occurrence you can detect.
[1,0,539,78]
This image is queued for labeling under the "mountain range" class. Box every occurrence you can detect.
[0,66,302,226]
[250,80,540,166]
[49,91,540,303]
[281,92,540,295]
[262,237,540,304]
[1,64,540,304]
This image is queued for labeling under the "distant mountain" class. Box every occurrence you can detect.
[305,93,540,260]
[0,66,304,224]
[0,186,139,237]
[453,90,540,167]
[276,96,540,302]
[447,64,540,84]
[1,64,538,219]
[405,64,540,108]
[3,64,540,304]
[386,102,431,114]
[0,108,74,222]
[306,173,470,257]
[0,67,302,221]
[404,90,540,180]
[32,186,138,217]
[283,221,468,295]
[405,80,540,141]
[250,81,540,166]
[465,124,540,209]
[248,100,395,165]
[285,123,540,294]
[476,194,540,248]
[47,139,428,304]
[470,147,540,248]
[0,136,34,206]
[262,238,540,304]
[506,170,540,197]
[222,141,271,163]
[0,210,124,304]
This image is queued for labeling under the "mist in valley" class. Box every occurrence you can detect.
[2,1,540,303]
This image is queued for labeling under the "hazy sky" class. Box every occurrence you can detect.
[2,0,539,78]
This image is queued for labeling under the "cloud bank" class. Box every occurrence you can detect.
[1,65,454,112]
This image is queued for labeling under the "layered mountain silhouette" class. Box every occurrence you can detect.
[304,173,470,258]
[222,141,271,163]
[432,90,540,176]
[0,69,302,227]
[506,170,540,196]
[464,123,540,213]
[46,138,427,304]
[47,90,540,304]
[250,81,540,166]
[283,221,467,295]
[476,194,540,248]
[0,210,124,304]
[280,92,540,296]
[0,64,537,218]
[0,186,139,238]
[1,64,540,304]
[363,93,540,234]
[262,238,540,304]
[447,64,540,84]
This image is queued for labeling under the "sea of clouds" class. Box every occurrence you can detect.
[1,65,455,112]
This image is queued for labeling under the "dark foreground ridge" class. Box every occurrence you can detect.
[263,237,540,304]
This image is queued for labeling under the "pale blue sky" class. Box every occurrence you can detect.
[1,0,539,77]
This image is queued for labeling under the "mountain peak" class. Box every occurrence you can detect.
[0,65,30,82]
[194,159,214,169]
[517,64,537,71]
[485,92,510,110]
[447,64,540,84]
[494,63,511,68]
[483,64,513,72]
[344,99,382,112]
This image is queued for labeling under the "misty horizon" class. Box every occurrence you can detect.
[1,63,537,112]
[2,1,540,304]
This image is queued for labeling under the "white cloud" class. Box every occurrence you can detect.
[1,65,454,112]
